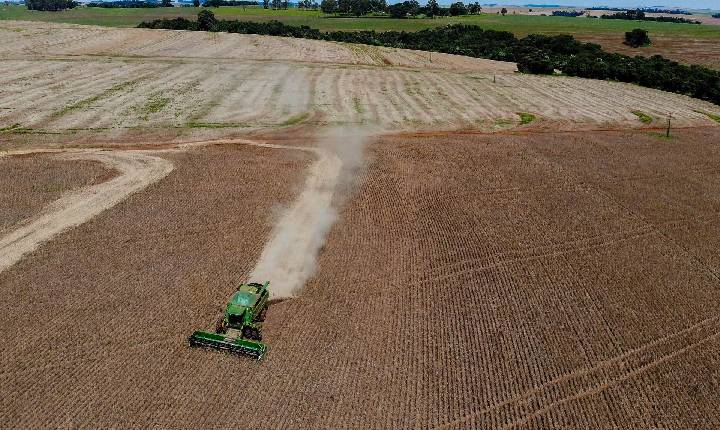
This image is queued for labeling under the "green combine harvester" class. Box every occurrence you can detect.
[188,281,270,360]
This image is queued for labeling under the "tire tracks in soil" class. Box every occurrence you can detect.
[434,316,720,429]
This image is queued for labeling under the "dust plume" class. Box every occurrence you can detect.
[249,126,375,298]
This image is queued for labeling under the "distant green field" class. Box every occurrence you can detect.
[1,4,719,39]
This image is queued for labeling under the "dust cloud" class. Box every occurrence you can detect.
[249,126,375,298]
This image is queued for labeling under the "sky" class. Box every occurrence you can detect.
[504,0,720,7]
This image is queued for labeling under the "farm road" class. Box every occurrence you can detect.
[0,138,340,294]
[0,149,173,273]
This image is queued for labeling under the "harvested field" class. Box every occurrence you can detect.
[0,20,515,73]
[0,153,112,233]
[0,149,173,273]
[2,18,720,429]
[2,127,719,428]
[1,20,719,145]
[0,143,312,427]
[579,33,720,70]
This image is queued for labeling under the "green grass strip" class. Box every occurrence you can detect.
[694,109,720,124]
[518,112,536,125]
[632,110,653,123]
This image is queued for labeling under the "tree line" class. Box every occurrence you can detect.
[551,10,585,17]
[588,6,691,15]
[315,0,481,17]
[204,0,258,6]
[26,0,77,10]
[601,10,701,24]
[138,11,720,107]
[85,1,161,8]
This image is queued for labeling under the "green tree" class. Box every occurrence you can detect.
[348,0,370,15]
[368,0,385,13]
[387,0,418,18]
[426,0,440,18]
[160,0,172,6]
[500,7,507,15]
[337,0,350,13]
[624,28,650,48]
[192,0,199,6]
[448,1,466,15]
[197,10,218,30]
[320,0,336,13]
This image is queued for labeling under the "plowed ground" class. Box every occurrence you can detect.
[0,154,113,233]
[580,33,720,70]
[2,127,719,428]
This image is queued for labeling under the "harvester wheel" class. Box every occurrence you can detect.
[215,317,227,334]
[243,327,262,341]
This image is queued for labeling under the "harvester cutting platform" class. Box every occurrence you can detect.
[189,281,270,360]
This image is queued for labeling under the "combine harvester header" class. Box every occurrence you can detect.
[188,281,270,360]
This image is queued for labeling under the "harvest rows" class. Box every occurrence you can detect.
[0,154,112,233]
[3,127,718,428]
[2,20,719,429]
[1,58,718,137]
[1,21,719,140]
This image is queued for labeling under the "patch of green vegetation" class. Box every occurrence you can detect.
[11,127,63,135]
[279,112,310,127]
[138,93,171,118]
[0,123,22,132]
[632,110,653,123]
[694,109,720,123]
[352,97,364,115]
[39,183,65,193]
[517,112,536,124]
[185,121,245,129]
[54,79,138,118]
[647,132,673,140]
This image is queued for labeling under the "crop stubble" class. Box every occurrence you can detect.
[1,21,719,144]
[2,127,719,428]
[1,19,719,429]
[0,154,113,234]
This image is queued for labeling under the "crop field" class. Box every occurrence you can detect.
[2,4,720,67]
[1,20,718,144]
[2,127,719,428]
[1,20,719,429]
[0,154,113,233]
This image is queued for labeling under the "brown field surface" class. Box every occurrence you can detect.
[0,154,113,233]
[579,33,720,70]
[2,20,720,429]
[2,127,720,428]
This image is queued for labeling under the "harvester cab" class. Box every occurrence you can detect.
[189,281,270,360]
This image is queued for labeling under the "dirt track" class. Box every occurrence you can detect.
[0,138,337,280]
[0,153,111,234]
[0,149,173,273]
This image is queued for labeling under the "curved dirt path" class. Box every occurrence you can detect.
[0,138,344,296]
[0,149,174,273]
